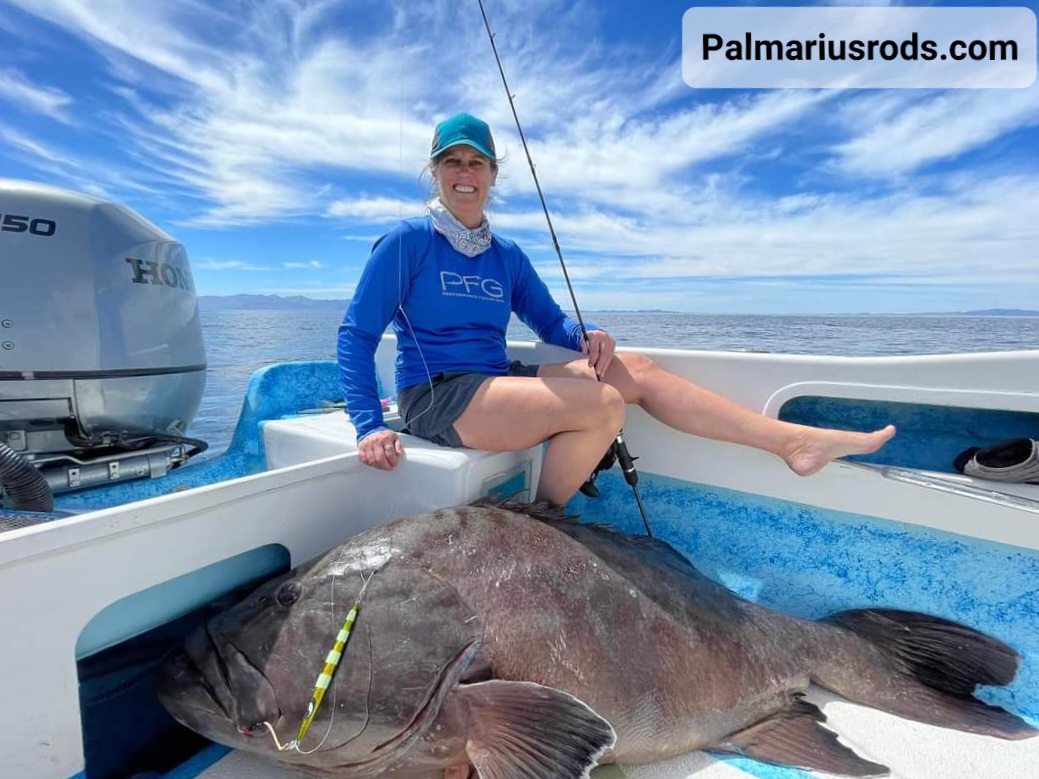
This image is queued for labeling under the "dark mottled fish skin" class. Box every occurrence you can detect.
[158,500,1037,779]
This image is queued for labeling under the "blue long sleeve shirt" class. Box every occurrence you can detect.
[337,216,596,441]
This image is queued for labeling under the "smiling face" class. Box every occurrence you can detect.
[432,145,498,229]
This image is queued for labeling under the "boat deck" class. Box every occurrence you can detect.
[192,684,1039,779]
[7,349,1039,779]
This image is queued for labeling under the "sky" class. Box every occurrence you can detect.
[1,0,1038,314]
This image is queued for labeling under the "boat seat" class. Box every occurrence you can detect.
[261,408,543,505]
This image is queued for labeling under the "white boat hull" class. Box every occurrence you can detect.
[3,340,1037,779]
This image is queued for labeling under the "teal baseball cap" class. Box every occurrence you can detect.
[430,113,496,160]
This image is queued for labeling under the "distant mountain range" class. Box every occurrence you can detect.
[928,309,1039,317]
[199,294,350,311]
[197,296,1039,317]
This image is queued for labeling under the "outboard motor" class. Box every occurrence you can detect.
[0,179,207,505]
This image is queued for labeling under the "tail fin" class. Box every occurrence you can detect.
[825,608,1020,696]
[814,608,1037,740]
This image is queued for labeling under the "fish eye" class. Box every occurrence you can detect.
[276,581,302,607]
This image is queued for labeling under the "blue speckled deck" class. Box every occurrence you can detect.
[780,395,1039,473]
[41,361,1039,779]
[55,361,354,513]
[568,471,1039,779]
[146,473,1039,779]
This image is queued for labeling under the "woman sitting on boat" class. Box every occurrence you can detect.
[337,112,895,506]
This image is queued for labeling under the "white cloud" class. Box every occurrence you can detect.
[503,91,830,203]
[327,197,424,222]
[833,86,1039,178]
[0,67,73,121]
[3,0,1038,313]
[824,0,901,6]
[257,283,356,299]
[342,234,384,243]
[5,0,238,93]
[6,0,439,223]
[193,259,273,271]
[0,125,79,166]
[3,0,827,227]
[283,260,325,269]
[491,171,1039,286]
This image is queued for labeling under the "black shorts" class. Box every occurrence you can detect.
[396,360,541,448]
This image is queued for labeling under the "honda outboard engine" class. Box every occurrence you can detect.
[0,179,206,505]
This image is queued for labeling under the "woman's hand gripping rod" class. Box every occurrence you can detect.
[476,0,652,537]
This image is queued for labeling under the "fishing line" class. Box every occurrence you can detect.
[396,67,437,433]
[257,525,388,756]
[475,0,653,537]
[258,564,376,754]
[296,569,374,751]
[386,9,438,436]
[259,497,402,753]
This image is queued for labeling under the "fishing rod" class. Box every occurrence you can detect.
[475,0,653,537]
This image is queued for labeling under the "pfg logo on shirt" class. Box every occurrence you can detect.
[440,271,505,302]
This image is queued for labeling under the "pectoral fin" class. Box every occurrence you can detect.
[716,696,889,778]
[457,680,616,779]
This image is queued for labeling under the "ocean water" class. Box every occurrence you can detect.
[189,308,1039,453]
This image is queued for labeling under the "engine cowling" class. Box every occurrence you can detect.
[0,179,206,498]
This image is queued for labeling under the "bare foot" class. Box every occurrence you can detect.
[785,424,896,477]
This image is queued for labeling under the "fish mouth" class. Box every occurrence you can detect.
[158,644,230,729]
[158,624,282,743]
[157,648,225,718]
[160,634,480,765]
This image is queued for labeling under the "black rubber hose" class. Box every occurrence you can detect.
[0,440,54,512]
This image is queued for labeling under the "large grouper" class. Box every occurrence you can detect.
[158,500,1037,778]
